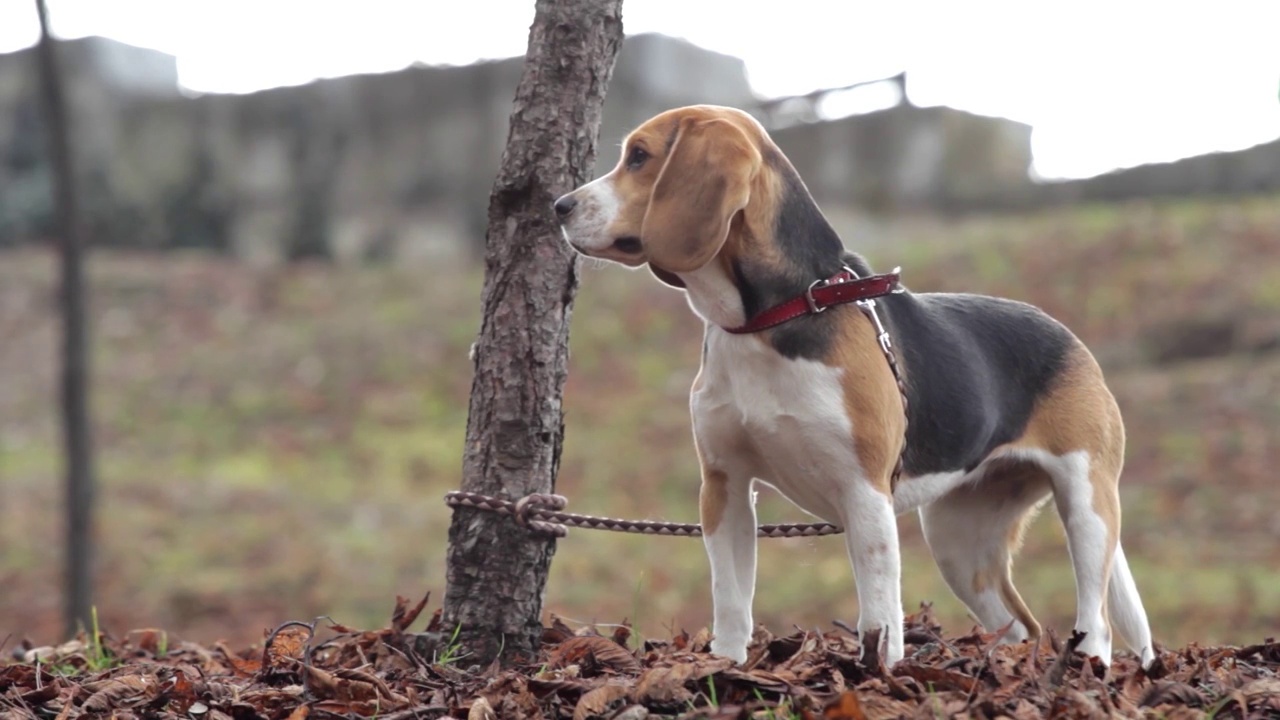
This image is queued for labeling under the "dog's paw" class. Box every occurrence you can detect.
[708,639,748,664]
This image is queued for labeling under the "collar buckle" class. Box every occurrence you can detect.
[889,266,906,293]
[805,265,861,315]
[804,277,827,314]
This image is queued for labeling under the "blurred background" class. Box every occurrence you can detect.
[1,0,1278,649]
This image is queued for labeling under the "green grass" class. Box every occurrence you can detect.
[1,194,1279,650]
[434,623,466,666]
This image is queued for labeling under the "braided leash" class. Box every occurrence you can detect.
[445,270,910,539]
[444,490,844,539]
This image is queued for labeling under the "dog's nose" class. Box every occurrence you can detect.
[553,195,577,219]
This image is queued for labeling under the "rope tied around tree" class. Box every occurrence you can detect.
[444,490,845,539]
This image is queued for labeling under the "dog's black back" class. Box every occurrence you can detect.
[879,290,1078,476]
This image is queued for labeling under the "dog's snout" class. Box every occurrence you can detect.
[553,195,577,219]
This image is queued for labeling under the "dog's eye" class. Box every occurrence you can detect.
[625,145,649,170]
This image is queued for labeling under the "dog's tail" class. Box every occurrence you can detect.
[999,569,1042,642]
[1108,543,1155,666]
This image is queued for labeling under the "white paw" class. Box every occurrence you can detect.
[709,638,748,664]
[858,621,905,667]
[1073,628,1113,666]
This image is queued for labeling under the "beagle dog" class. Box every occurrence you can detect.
[553,105,1155,668]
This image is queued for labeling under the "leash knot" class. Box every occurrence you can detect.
[513,493,569,536]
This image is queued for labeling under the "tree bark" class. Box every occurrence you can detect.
[33,0,96,638]
[441,0,623,666]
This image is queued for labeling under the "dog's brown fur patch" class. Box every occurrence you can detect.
[699,468,730,536]
[819,310,907,495]
[1014,344,1124,551]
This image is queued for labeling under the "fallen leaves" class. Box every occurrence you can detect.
[3,596,1279,719]
[547,636,641,675]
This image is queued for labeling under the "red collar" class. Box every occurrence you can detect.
[723,266,903,334]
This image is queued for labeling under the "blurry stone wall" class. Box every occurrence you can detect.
[771,103,1035,214]
[0,34,760,263]
[2,34,1275,263]
[1036,138,1280,206]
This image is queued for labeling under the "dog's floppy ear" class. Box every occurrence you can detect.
[642,118,760,274]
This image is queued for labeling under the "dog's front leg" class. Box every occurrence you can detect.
[700,467,758,663]
[843,479,904,666]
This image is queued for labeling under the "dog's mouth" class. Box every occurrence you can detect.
[648,264,686,289]
[612,236,643,255]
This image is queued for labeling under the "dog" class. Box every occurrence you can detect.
[553,104,1155,668]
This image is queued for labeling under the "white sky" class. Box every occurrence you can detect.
[2,0,1278,179]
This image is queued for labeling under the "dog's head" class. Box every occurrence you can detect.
[554,105,767,288]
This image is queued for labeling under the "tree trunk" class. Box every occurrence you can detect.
[441,0,623,666]
[33,0,96,638]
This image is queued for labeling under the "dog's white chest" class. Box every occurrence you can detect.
[691,331,861,523]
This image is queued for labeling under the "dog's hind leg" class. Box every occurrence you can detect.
[1047,450,1119,664]
[1108,542,1156,666]
[920,464,1050,645]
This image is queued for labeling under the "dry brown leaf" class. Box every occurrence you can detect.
[720,667,793,694]
[1139,680,1206,708]
[1049,688,1112,720]
[17,682,61,706]
[611,705,651,720]
[155,666,200,714]
[632,666,695,705]
[612,621,632,649]
[859,628,885,678]
[1237,641,1280,664]
[128,629,164,655]
[1151,707,1212,720]
[1241,677,1280,698]
[543,620,575,645]
[891,664,977,694]
[50,696,74,720]
[334,667,406,704]
[22,640,87,664]
[391,592,431,633]
[263,625,310,673]
[767,633,806,663]
[314,699,384,715]
[547,635,641,674]
[467,696,497,720]
[527,676,603,697]
[1045,629,1088,688]
[301,664,378,704]
[630,656,733,705]
[688,627,714,653]
[574,681,631,720]
[547,614,576,641]
[671,629,691,651]
[216,643,262,677]
[81,675,153,714]
[285,705,310,720]
[425,607,445,634]
[823,690,867,720]
[238,687,306,714]
[861,691,916,719]
[0,664,39,690]
[1006,697,1045,720]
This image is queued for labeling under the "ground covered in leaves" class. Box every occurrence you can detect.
[4,595,1279,719]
